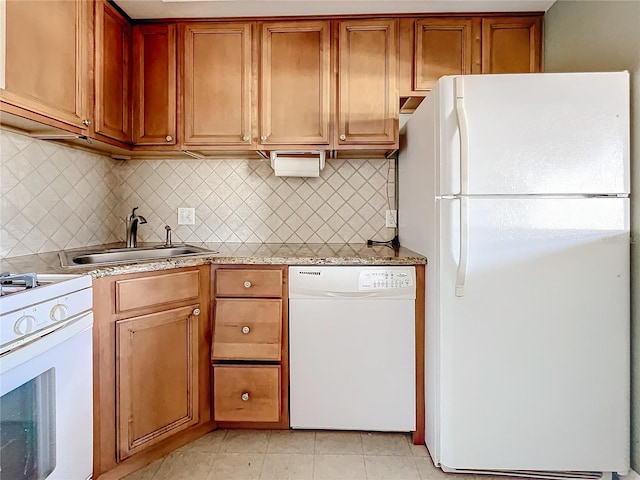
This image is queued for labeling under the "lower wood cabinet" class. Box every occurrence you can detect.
[211,265,289,428]
[93,265,212,478]
[213,365,281,422]
[116,304,201,460]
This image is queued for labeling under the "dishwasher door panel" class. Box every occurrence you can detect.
[289,298,416,431]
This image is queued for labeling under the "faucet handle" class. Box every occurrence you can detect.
[127,206,139,221]
[164,225,173,247]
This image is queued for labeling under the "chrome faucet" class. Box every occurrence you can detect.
[126,207,147,248]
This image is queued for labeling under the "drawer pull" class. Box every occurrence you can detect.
[241,392,250,401]
[242,326,250,334]
[243,281,252,288]
[192,308,201,316]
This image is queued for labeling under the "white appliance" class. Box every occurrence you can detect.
[0,273,94,480]
[398,72,630,478]
[289,266,416,431]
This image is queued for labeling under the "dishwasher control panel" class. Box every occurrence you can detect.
[288,266,416,299]
[358,268,415,290]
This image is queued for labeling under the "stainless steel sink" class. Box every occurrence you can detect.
[59,245,215,268]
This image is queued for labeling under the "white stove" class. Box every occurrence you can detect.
[0,273,92,354]
[0,272,94,479]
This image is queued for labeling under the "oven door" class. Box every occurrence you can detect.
[0,313,93,480]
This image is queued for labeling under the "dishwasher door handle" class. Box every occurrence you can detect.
[324,292,378,299]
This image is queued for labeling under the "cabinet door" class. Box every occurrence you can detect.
[260,21,330,147]
[116,305,200,460]
[132,24,177,146]
[337,19,397,147]
[481,17,542,73]
[95,0,131,143]
[182,23,253,147]
[2,0,91,130]
[413,18,475,92]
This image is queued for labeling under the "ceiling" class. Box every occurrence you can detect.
[114,0,556,20]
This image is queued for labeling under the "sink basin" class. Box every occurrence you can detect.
[60,245,215,268]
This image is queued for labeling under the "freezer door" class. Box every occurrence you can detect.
[437,72,630,195]
[437,197,630,471]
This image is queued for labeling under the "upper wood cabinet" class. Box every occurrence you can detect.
[182,23,254,148]
[399,17,478,96]
[1,0,92,131]
[259,21,331,148]
[337,19,398,148]
[95,1,132,143]
[132,24,177,146]
[481,17,542,73]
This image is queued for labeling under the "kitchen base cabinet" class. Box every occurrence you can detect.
[116,305,201,460]
[214,365,281,422]
[212,265,289,429]
[92,266,213,479]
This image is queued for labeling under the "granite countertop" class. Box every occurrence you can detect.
[0,242,426,278]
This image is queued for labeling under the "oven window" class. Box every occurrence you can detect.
[0,368,56,480]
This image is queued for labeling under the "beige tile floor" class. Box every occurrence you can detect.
[123,430,483,480]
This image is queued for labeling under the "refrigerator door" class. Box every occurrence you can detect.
[436,72,630,196]
[437,196,630,472]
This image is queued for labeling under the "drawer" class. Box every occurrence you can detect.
[213,365,280,422]
[215,269,282,298]
[115,270,200,313]
[213,299,282,361]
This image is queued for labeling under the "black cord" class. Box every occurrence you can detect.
[366,153,400,251]
[367,236,400,250]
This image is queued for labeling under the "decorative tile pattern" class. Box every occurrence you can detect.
[0,129,397,258]
[0,130,121,257]
[119,157,396,245]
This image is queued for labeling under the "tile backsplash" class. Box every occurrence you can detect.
[0,130,121,258]
[1,129,396,258]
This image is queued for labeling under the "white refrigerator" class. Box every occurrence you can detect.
[398,72,630,477]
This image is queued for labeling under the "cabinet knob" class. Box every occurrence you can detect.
[243,135,250,142]
[260,135,267,142]
[165,135,173,142]
[82,119,92,127]
[340,134,346,141]
[242,326,250,334]
[241,392,250,401]
[243,281,252,289]
[192,308,201,316]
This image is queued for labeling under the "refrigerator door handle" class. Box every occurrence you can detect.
[455,76,469,195]
[455,196,469,297]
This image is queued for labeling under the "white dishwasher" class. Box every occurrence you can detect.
[289,265,416,432]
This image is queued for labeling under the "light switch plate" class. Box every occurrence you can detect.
[177,207,195,225]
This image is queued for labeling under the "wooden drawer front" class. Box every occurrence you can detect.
[213,299,282,361]
[213,366,280,422]
[215,269,282,297]
[115,270,200,313]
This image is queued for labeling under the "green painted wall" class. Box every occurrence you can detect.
[544,0,640,473]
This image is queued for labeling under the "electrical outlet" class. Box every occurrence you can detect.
[385,209,397,228]
[177,207,196,225]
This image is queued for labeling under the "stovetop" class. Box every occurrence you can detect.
[0,272,39,296]
[0,273,92,315]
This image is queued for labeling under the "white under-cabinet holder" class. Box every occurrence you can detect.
[269,150,326,177]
